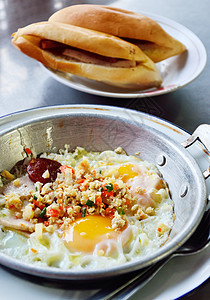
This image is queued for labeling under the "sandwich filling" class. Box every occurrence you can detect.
[40,39,137,68]
[11,21,163,88]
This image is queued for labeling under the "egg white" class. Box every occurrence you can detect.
[0,147,174,270]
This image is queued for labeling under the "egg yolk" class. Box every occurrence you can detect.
[63,215,119,253]
[118,164,139,182]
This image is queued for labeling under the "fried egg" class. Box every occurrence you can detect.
[104,161,164,209]
[63,215,120,253]
[0,147,174,270]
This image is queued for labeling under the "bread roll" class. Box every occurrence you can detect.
[49,5,186,63]
[12,21,162,89]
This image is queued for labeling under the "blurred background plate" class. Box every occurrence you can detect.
[43,9,207,98]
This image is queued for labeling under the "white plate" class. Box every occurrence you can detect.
[0,106,209,299]
[43,9,207,98]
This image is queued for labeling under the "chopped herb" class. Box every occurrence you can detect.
[117,207,125,215]
[86,199,94,207]
[39,207,46,218]
[99,170,102,174]
[82,207,87,217]
[33,194,37,200]
[35,186,38,192]
[98,187,103,192]
[105,183,113,192]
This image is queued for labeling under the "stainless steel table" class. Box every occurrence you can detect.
[0,0,209,299]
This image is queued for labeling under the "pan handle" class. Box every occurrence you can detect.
[181,124,210,179]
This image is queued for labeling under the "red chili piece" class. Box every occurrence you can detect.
[27,158,61,184]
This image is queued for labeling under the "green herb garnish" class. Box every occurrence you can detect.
[82,207,87,217]
[98,187,103,192]
[105,183,113,192]
[39,207,46,218]
[117,207,125,215]
[33,194,37,200]
[86,199,94,207]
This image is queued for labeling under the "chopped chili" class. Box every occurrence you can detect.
[77,178,85,184]
[95,196,102,206]
[33,199,45,210]
[31,248,37,253]
[48,207,60,218]
[105,207,115,219]
[25,148,32,155]
[60,165,75,174]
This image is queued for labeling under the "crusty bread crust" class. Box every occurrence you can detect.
[12,21,146,62]
[12,29,162,89]
[49,5,186,62]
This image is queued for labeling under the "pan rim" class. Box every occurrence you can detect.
[0,104,207,280]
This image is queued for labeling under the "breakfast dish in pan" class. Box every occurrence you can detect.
[0,147,174,270]
[0,105,208,297]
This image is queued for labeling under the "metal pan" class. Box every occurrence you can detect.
[0,105,209,280]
